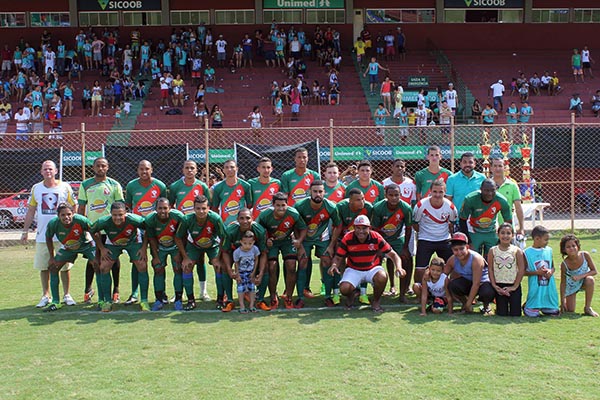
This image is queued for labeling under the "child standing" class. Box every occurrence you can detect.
[413,257,449,316]
[374,102,390,137]
[488,223,525,316]
[523,225,559,317]
[123,99,131,118]
[559,234,599,317]
[397,106,409,145]
[232,231,260,313]
[114,106,122,126]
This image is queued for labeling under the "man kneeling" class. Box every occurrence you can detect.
[328,215,405,312]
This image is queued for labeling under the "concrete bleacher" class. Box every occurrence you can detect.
[446,50,600,124]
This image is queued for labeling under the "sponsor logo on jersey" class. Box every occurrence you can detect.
[90,199,108,212]
[224,200,240,215]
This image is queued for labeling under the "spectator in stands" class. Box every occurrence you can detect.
[540,71,551,94]
[216,35,227,68]
[91,80,102,117]
[439,100,452,144]
[582,46,595,79]
[445,83,457,115]
[81,85,91,111]
[549,71,562,96]
[204,64,215,85]
[103,82,115,110]
[529,72,541,96]
[375,32,385,59]
[570,93,583,117]
[572,48,584,83]
[591,90,600,117]
[519,81,529,102]
[489,79,505,112]
[380,76,393,110]
[210,104,224,128]
[416,103,429,144]
[374,102,390,138]
[45,106,62,140]
[360,25,372,56]
[509,78,518,97]
[506,102,519,125]
[519,101,534,124]
[14,106,29,141]
[270,93,283,127]
[354,37,366,71]
[194,100,209,126]
[396,27,406,61]
[392,84,404,118]
[329,83,340,105]
[172,73,185,107]
[133,80,146,100]
[482,103,497,124]
[290,85,302,121]
[364,57,389,96]
[471,99,482,123]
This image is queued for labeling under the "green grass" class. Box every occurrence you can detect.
[1,235,600,399]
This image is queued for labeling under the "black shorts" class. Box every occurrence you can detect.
[415,239,452,268]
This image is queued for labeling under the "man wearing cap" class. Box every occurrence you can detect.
[445,232,495,314]
[328,215,405,312]
[488,79,505,112]
[459,178,512,256]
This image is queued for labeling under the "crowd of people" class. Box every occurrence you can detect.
[23,146,598,317]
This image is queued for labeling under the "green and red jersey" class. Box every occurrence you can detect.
[92,213,145,246]
[294,197,340,242]
[336,230,392,271]
[371,199,413,247]
[211,178,252,226]
[125,178,167,217]
[460,191,512,234]
[144,209,185,251]
[280,168,320,206]
[176,210,225,249]
[256,206,306,242]
[248,177,281,219]
[345,179,385,204]
[336,199,373,235]
[324,181,346,203]
[46,213,94,250]
[222,221,267,253]
[169,178,210,215]
[414,167,452,198]
[78,177,124,223]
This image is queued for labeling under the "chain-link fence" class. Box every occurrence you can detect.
[1,118,597,244]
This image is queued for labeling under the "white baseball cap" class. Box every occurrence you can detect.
[354,215,370,227]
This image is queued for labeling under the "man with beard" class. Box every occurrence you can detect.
[446,152,485,216]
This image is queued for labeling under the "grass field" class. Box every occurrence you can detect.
[1,234,600,399]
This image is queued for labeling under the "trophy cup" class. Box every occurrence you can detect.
[520,133,532,202]
[480,130,492,177]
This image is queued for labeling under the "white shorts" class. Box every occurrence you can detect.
[340,265,385,288]
[2,60,11,71]
[34,242,73,271]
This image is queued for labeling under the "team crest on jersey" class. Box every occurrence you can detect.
[284,221,290,228]
[151,190,158,197]
[368,244,375,251]
[74,229,80,236]
[207,227,212,233]
[440,212,450,220]
[104,187,111,195]
[169,225,176,232]
[126,229,132,235]
[304,178,311,185]
[194,189,199,196]
[236,189,242,196]
[491,206,497,214]
[319,213,325,220]
[403,188,411,196]
[369,189,376,197]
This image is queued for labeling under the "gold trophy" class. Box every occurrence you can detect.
[498,128,512,177]
[480,130,492,177]
[520,133,532,202]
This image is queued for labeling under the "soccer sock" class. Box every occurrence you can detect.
[138,270,149,302]
[222,273,233,301]
[130,265,139,297]
[333,273,341,294]
[215,272,224,297]
[183,272,194,298]
[111,260,120,293]
[50,272,60,304]
[153,269,166,293]
[100,273,112,303]
[173,272,183,294]
[256,273,269,302]
[199,280,207,296]
[84,261,94,292]
[296,268,307,299]
[360,283,367,295]
[196,261,207,281]
[305,261,313,290]
[321,266,333,298]
[96,272,104,302]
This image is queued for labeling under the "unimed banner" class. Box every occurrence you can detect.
[0,148,62,192]
[104,144,187,188]
[235,140,320,181]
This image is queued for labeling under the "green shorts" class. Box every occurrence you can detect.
[55,245,96,263]
[268,239,297,260]
[302,240,332,258]
[186,243,219,264]
[385,238,405,253]
[470,231,498,256]
[158,247,180,268]
[105,243,144,261]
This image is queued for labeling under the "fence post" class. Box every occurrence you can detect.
[204,118,210,183]
[450,116,455,172]
[329,119,334,163]
[570,112,576,233]
[81,122,86,182]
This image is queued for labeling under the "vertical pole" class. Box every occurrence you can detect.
[81,122,86,181]
[450,116,455,171]
[204,118,210,184]
[329,119,334,163]
[570,113,576,233]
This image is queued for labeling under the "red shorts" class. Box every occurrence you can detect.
[161,89,169,99]
[385,46,396,55]
[192,71,201,78]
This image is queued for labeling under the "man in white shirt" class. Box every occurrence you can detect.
[14,107,30,141]
[216,35,227,67]
[488,79,505,112]
[445,82,457,115]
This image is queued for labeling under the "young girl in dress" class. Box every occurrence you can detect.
[559,234,599,317]
[248,106,264,142]
[487,223,525,316]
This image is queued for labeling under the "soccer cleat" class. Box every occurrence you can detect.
[270,296,279,310]
[332,294,341,305]
[216,296,225,310]
[303,288,316,299]
[320,283,326,296]
[184,300,197,311]
[112,292,120,304]
[359,294,370,305]
[284,296,294,309]
[294,298,305,309]
[44,303,62,312]
[84,289,95,304]
[101,302,112,312]
[36,295,51,308]
[325,298,335,307]
[151,301,164,311]
[221,301,235,312]
[140,301,151,312]
[124,295,138,305]
[174,300,183,311]
[63,294,76,306]
[200,293,211,302]
[256,301,271,311]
